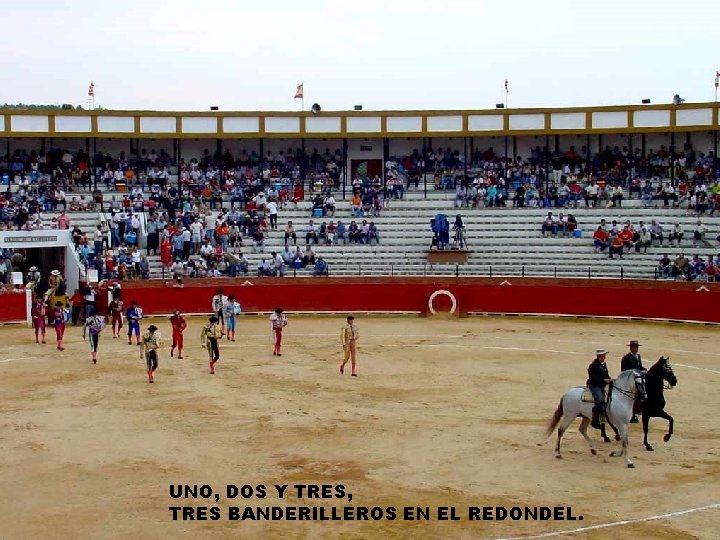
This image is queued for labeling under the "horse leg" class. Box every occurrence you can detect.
[659,411,674,443]
[555,414,576,460]
[642,413,653,451]
[599,423,612,443]
[579,417,598,455]
[610,423,635,468]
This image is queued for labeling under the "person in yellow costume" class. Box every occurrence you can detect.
[340,315,359,377]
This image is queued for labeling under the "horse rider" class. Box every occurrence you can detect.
[621,339,645,423]
[588,348,613,429]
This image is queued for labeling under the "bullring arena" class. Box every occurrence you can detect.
[1,278,719,539]
[2,101,720,538]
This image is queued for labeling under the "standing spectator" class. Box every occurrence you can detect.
[267,199,278,230]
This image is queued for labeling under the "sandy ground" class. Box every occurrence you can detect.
[0,316,718,540]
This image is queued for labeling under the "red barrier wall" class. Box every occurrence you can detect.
[109,278,720,324]
[0,291,27,323]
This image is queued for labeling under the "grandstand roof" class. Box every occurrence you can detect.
[1,102,718,139]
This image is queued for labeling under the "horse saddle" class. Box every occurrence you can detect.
[581,386,609,403]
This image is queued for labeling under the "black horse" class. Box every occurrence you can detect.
[641,356,678,451]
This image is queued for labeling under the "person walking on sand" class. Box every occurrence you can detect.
[222,295,242,342]
[126,300,143,346]
[31,297,47,344]
[270,307,288,356]
[340,315,359,377]
[49,301,69,351]
[211,289,228,335]
[108,296,124,338]
[169,310,187,359]
[201,316,224,374]
[83,311,107,364]
[140,324,162,383]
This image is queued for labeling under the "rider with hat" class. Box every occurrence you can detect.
[588,349,613,429]
[621,339,645,422]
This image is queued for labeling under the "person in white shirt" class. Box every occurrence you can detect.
[131,249,142,278]
[204,212,217,245]
[324,195,336,216]
[253,192,267,212]
[190,220,204,254]
[211,289,228,333]
[267,200,278,229]
[693,220,707,247]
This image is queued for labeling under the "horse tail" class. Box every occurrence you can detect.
[545,399,563,437]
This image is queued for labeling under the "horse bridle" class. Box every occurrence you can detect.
[613,371,647,401]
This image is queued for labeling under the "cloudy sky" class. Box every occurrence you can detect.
[2,0,718,111]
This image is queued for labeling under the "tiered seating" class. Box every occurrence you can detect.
[20,181,719,280]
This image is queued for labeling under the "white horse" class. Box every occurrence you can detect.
[545,370,647,468]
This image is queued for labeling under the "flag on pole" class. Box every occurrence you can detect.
[504,79,509,94]
[88,81,95,97]
[294,83,304,99]
[715,71,719,88]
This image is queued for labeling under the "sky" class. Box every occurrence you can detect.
[1,0,719,112]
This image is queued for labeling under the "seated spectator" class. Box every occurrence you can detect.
[257,258,272,277]
[350,193,362,216]
[302,245,316,267]
[311,194,325,216]
[284,221,297,246]
[657,254,672,277]
[659,183,678,207]
[649,220,664,246]
[326,221,337,245]
[280,246,294,266]
[541,212,557,237]
[252,228,264,253]
[566,214,578,235]
[313,256,328,277]
[324,194,336,216]
[668,223,684,246]
[608,235,624,259]
[705,256,718,282]
[335,220,347,245]
[690,255,706,280]
[291,184,305,205]
[640,181,655,208]
[348,221,361,243]
[611,185,624,208]
[368,222,380,245]
[618,225,634,253]
[672,253,690,279]
[634,226,651,253]
[305,220,318,245]
[593,227,609,252]
[692,220,708,247]
[318,222,328,245]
